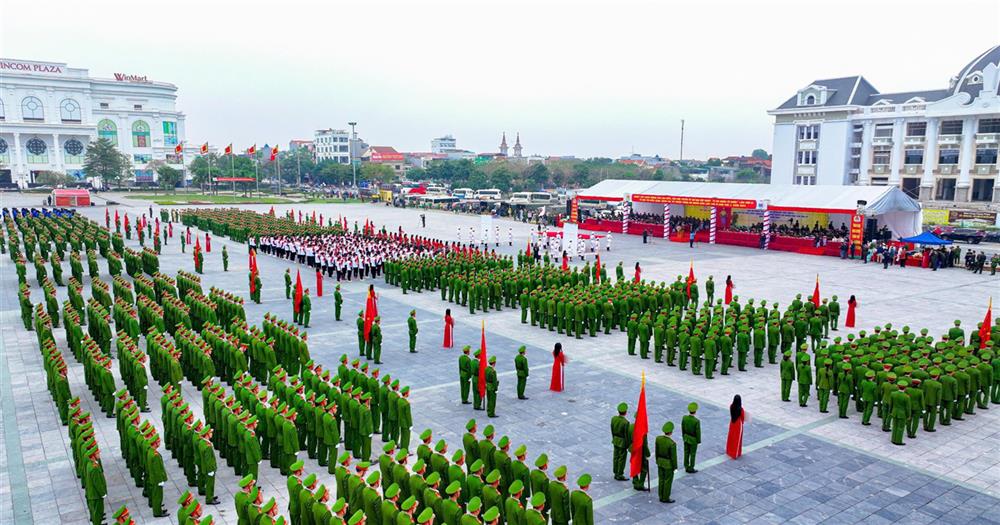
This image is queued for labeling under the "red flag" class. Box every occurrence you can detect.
[562,254,569,272]
[477,321,488,398]
[105,208,110,226]
[526,241,532,258]
[294,271,304,313]
[115,209,119,222]
[595,254,601,283]
[247,144,256,156]
[811,275,821,307]
[980,298,993,350]
[634,263,641,283]
[174,142,183,155]
[124,214,130,229]
[200,143,209,155]
[224,144,233,155]
[316,270,323,297]
[194,237,201,252]
[629,373,648,478]
[363,288,378,342]
[270,146,278,161]
[249,250,258,293]
[686,262,695,299]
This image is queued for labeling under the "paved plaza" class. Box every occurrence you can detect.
[1,193,999,524]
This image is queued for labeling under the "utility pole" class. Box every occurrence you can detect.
[296,149,302,188]
[679,119,685,164]
[348,121,358,189]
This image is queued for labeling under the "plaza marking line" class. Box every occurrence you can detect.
[0,326,34,524]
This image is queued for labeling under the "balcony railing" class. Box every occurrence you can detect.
[975,133,999,143]
[872,136,893,146]
[937,134,962,144]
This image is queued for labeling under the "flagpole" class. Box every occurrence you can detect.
[254,150,259,197]
[208,154,214,195]
[230,149,236,203]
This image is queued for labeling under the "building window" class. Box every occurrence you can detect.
[0,99,5,121]
[935,179,956,200]
[796,150,817,165]
[901,178,920,199]
[162,121,178,146]
[871,177,889,186]
[904,147,924,165]
[978,118,1000,134]
[797,125,819,140]
[872,146,891,166]
[971,179,995,201]
[133,104,143,111]
[99,102,109,109]
[98,119,118,145]
[938,148,959,165]
[0,138,8,163]
[132,120,150,148]
[805,95,816,105]
[873,124,894,138]
[940,120,963,135]
[793,175,816,185]
[905,122,926,137]
[64,139,85,164]
[133,154,151,163]
[976,145,998,165]
[852,125,863,143]
[60,99,82,122]
[21,96,44,121]
[25,138,48,163]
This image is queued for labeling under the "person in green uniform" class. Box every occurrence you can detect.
[515,346,529,400]
[548,466,571,525]
[655,421,677,503]
[357,311,366,357]
[408,311,419,353]
[890,380,911,446]
[198,427,219,504]
[145,436,168,516]
[906,378,924,439]
[637,318,651,359]
[610,403,630,481]
[569,474,593,525]
[372,317,383,363]
[525,493,546,525]
[398,496,418,525]
[486,356,499,417]
[860,370,877,425]
[285,269,293,299]
[529,454,550,520]
[334,285,344,321]
[817,359,833,413]
[301,289,312,328]
[222,246,229,271]
[511,446,531,506]
[779,352,794,402]
[626,314,638,356]
[681,403,700,474]
[459,346,473,405]
[442,481,464,525]
[836,364,853,419]
[796,351,812,407]
[923,368,942,432]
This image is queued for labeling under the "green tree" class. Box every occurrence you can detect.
[489,167,513,191]
[187,153,222,188]
[526,163,549,188]
[734,168,764,183]
[751,149,770,160]
[155,164,182,190]
[360,163,395,184]
[83,138,129,189]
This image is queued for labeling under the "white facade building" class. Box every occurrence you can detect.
[314,128,350,163]
[431,135,456,153]
[769,46,1000,205]
[0,58,187,188]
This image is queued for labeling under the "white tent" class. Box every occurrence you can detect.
[577,180,923,237]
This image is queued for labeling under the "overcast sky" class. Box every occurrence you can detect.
[2,0,998,159]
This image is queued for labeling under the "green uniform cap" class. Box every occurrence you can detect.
[452,450,464,462]
[385,483,400,499]
[262,498,277,513]
[688,402,698,412]
[413,459,426,471]
[112,506,129,519]
[434,440,447,452]
[332,498,347,512]
[417,508,435,523]
[366,471,380,484]
[303,473,317,487]
[290,460,305,471]
[466,419,477,431]
[534,454,548,468]
[483,425,495,437]
[425,472,441,484]
[401,496,417,511]
[238,474,255,488]
[508,480,524,494]
[383,441,396,453]
[663,421,674,434]
[467,496,482,512]
[470,459,484,472]
[553,465,567,478]
[338,452,351,464]
[531,492,546,507]
[486,469,501,483]
[348,510,365,525]
[446,481,462,495]
[420,429,432,440]
[578,473,592,487]
[617,403,628,413]
[483,507,500,522]
[395,450,408,462]
[498,436,510,448]
[515,445,527,456]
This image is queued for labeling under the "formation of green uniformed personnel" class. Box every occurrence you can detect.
[408,310,419,353]
[655,421,678,503]
[681,403,700,473]
[335,284,344,321]
[515,346,529,399]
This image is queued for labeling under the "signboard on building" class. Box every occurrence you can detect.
[113,73,151,83]
[0,59,64,75]
[948,210,997,223]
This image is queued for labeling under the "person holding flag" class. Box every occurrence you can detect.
[685,262,696,306]
[193,238,203,274]
[363,285,378,359]
[293,270,304,324]
[630,373,650,491]
[477,322,489,413]
[594,254,602,284]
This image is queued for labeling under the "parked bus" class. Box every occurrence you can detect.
[474,188,503,201]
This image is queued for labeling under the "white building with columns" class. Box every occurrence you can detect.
[0,58,187,188]
[769,46,1000,206]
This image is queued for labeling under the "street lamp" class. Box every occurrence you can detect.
[348,121,358,189]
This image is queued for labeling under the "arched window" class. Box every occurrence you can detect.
[0,138,9,162]
[60,98,82,122]
[132,120,150,148]
[25,137,48,163]
[64,139,85,164]
[98,119,118,145]
[21,96,44,121]
[805,94,816,105]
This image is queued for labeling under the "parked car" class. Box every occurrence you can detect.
[939,228,986,244]
[983,230,1000,243]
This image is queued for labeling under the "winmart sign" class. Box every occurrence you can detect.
[0,59,64,74]
[113,73,151,83]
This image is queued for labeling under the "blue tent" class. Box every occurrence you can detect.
[900,231,952,245]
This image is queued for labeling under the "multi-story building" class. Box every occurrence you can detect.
[0,58,187,187]
[362,146,407,176]
[289,139,314,154]
[431,135,457,153]
[314,128,350,163]
[769,46,1000,206]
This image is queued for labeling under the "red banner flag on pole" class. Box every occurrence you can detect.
[595,254,602,283]
[364,286,378,342]
[562,253,569,272]
[224,144,233,155]
[629,372,648,478]
[686,262,695,299]
[526,241,532,258]
[811,275,821,307]
[316,269,323,297]
[478,321,488,398]
[294,270,303,313]
[200,143,209,155]
[980,298,992,349]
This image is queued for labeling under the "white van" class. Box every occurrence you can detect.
[453,187,474,199]
[475,188,503,201]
